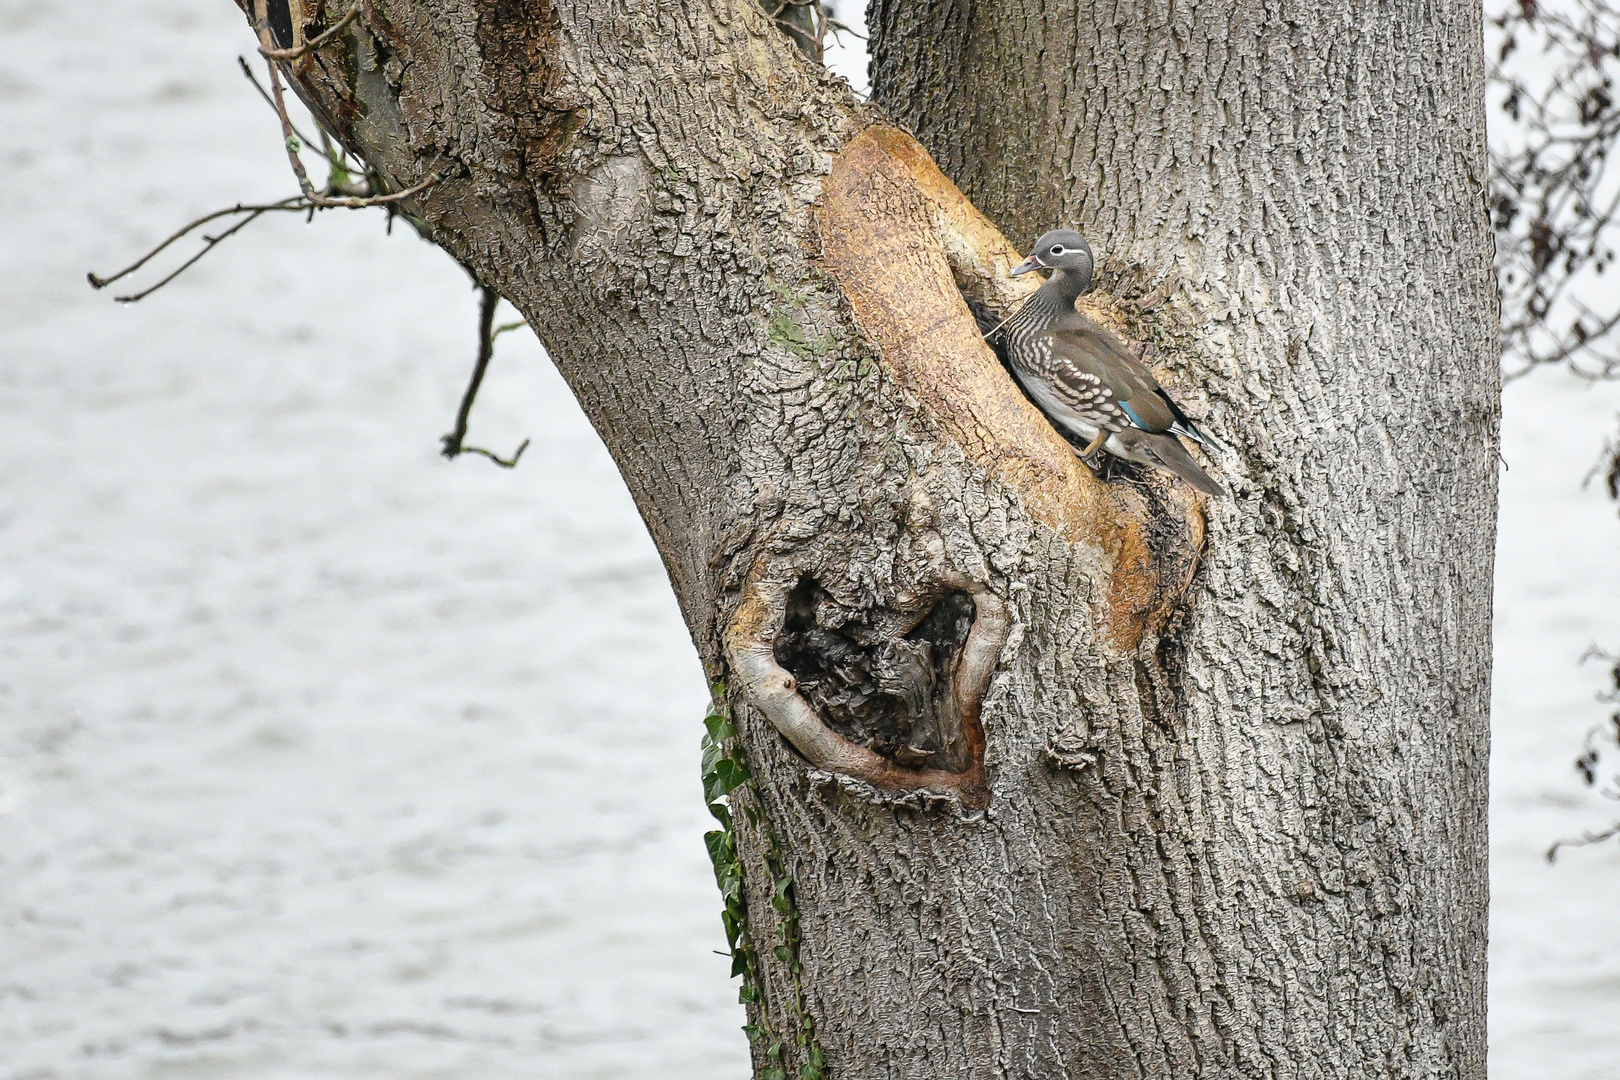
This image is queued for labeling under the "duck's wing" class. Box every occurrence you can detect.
[1044,321,1175,432]
[1050,317,1219,450]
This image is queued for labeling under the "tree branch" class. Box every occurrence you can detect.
[257,1,362,60]
[1546,819,1620,863]
[440,285,530,469]
[87,197,307,294]
[253,18,444,210]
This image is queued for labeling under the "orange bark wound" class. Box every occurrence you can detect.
[817,128,1108,539]
[817,127,1198,651]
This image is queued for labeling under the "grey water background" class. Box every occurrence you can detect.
[2,2,1619,1077]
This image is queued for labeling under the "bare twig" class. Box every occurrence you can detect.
[88,197,306,292]
[258,1,362,60]
[458,440,530,468]
[315,168,442,209]
[1546,819,1620,863]
[825,17,866,41]
[238,56,321,155]
[86,148,431,303]
[103,207,291,302]
[89,24,442,301]
[441,286,531,468]
[1544,643,1620,862]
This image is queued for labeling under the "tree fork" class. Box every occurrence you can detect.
[224,0,1493,1076]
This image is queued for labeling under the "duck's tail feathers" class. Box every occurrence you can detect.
[1118,430,1227,497]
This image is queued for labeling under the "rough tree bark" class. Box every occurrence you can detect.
[867,2,1499,1076]
[230,0,1497,1075]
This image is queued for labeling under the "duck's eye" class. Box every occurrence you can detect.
[1049,244,1065,256]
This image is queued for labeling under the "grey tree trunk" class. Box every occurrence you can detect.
[232,0,1497,1076]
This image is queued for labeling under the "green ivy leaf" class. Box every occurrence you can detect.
[704,829,735,868]
[714,757,751,795]
[703,714,735,742]
[706,798,732,828]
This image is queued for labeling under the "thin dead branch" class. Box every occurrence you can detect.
[105,205,296,302]
[90,44,441,304]
[1546,645,1620,862]
[1546,819,1620,863]
[441,285,531,469]
[87,197,306,293]
[258,1,362,60]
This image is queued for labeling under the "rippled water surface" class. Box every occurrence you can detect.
[2,3,743,1075]
[2,3,1618,1078]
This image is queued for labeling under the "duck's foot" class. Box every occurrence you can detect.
[1079,450,1152,490]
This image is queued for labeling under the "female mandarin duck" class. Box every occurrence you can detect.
[997,229,1225,497]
